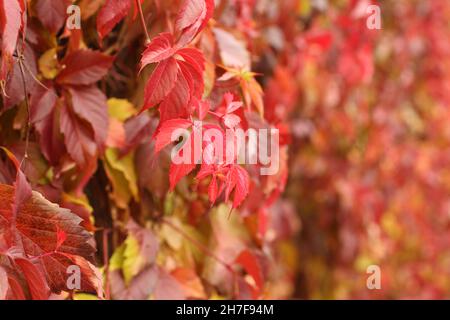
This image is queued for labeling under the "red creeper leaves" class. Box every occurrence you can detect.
[0,184,101,297]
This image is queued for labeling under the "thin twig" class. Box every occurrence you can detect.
[22,59,50,91]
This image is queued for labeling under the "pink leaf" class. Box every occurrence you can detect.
[153,267,185,300]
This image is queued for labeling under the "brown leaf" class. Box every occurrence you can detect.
[0,184,100,295]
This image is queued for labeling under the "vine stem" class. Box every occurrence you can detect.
[160,218,236,275]
[17,54,31,170]
[160,218,239,296]
[135,0,151,43]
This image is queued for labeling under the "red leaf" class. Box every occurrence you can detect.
[169,162,196,191]
[97,0,132,41]
[208,175,218,204]
[0,147,32,219]
[6,275,26,300]
[225,165,250,208]
[68,85,109,149]
[60,100,98,167]
[195,98,210,120]
[55,226,67,252]
[178,60,203,100]
[235,249,263,295]
[0,0,22,80]
[31,93,65,166]
[0,266,7,299]
[177,48,205,74]
[177,49,205,98]
[158,70,191,122]
[142,57,179,111]
[35,0,72,34]
[56,49,114,86]
[140,32,175,69]
[14,258,50,300]
[154,118,192,154]
[171,267,206,299]
[30,84,57,124]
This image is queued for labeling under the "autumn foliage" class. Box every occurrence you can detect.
[1,0,450,300]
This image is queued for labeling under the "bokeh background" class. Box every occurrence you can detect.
[257,0,450,298]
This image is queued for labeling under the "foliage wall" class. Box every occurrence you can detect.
[0,0,449,299]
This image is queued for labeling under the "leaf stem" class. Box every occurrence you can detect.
[135,0,151,43]
[17,54,31,170]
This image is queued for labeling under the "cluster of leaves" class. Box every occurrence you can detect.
[3,0,447,301]
[0,0,296,299]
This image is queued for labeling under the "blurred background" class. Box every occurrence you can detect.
[253,0,450,298]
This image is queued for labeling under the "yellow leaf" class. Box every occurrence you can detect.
[109,243,126,271]
[160,218,184,251]
[38,48,59,79]
[73,293,99,300]
[107,98,136,121]
[61,192,93,213]
[104,148,139,208]
[123,234,144,284]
